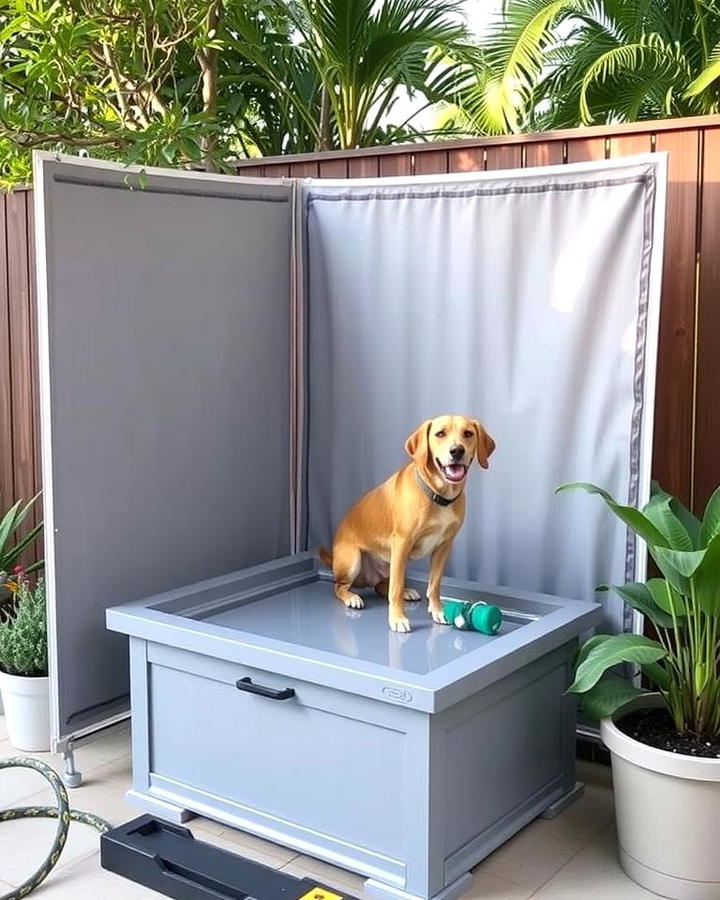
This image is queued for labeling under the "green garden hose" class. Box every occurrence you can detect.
[0,756,112,900]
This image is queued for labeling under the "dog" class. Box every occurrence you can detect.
[319,415,495,632]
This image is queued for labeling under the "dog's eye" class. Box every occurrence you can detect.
[463,429,473,438]
[435,430,446,438]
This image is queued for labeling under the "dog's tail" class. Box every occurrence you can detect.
[318,546,333,568]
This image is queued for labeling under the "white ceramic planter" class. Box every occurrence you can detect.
[0,671,50,751]
[601,695,720,900]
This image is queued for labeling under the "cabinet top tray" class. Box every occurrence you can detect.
[106,553,600,712]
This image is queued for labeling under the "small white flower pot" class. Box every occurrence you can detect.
[0,671,50,751]
[601,694,720,900]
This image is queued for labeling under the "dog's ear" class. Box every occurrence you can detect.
[405,420,432,463]
[473,421,496,470]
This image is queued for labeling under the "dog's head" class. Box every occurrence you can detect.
[405,415,495,487]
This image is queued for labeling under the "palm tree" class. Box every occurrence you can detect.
[229,0,472,151]
[446,0,720,135]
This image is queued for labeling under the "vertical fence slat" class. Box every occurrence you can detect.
[652,129,700,507]
[289,161,320,178]
[260,162,290,178]
[379,154,413,176]
[608,132,654,158]
[6,190,36,562]
[695,127,720,511]
[0,197,13,512]
[236,164,265,178]
[448,147,484,172]
[413,150,448,175]
[318,158,348,178]
[565,137,607,162]
[347,156,379,178]
[524,141,563,167]
[485,144,522,170]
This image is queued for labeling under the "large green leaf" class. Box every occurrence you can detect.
[642,661,671,690]
[604,581,675,628]
[652,546,707,578]
[643,486,694,551]
[567,633,666,694]
[647,577,686,617]
[556,482,669,549]
[692,532,720,616]
[573,633,614,670]
[700,485,720,548]
[577,673,647,721]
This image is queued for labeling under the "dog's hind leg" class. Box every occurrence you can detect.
[375,579,421,602]
[332,541,365,610]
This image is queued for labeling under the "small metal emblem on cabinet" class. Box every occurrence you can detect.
[382,686,413,703]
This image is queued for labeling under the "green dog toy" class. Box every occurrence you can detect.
[442,599,502,635]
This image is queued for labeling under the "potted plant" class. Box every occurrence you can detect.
[557,480,720,900]
[0,575,50,751]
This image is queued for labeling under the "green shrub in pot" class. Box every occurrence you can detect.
[0,576,50,751]
[0,576,47,677]
[557,480,720,900]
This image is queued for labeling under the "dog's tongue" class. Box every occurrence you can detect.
[444,464,466,483]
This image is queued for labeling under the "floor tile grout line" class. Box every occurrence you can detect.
[525,820,617,898]
[3,847,103,890]
[2,752,132,811]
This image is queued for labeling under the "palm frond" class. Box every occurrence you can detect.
[578,33,688,122]
[686,39,720,96]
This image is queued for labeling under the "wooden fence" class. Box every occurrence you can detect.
[1,116,719,562]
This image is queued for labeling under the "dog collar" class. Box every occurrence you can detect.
[415,468,461,506]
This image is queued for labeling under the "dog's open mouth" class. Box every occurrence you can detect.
[438,460,467,484]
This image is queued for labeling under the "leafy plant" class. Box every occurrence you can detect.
[0,576,47,677]
[557,481,720,740]
[0,0,475,186]
[446,0,720,135]
[0,495,43,577]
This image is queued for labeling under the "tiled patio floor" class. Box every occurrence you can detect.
[0,715,659,899]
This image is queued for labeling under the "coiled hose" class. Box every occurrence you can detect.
[0,756,112,900]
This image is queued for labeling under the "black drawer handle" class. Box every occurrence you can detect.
[235,676,295,701]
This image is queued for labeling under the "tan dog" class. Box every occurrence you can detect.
[319,415,495,632]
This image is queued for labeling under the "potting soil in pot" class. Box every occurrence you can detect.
[618,707,720,759]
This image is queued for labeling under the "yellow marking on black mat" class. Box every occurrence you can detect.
[298,887,344,900]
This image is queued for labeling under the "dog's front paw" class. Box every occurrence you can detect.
[341,592,365,610]
[404,587,421,601]
[389,615,411,633]
[428,602,449,625]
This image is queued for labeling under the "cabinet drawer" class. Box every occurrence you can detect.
[146,643,407,859]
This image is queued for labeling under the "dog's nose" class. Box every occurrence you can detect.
[449,444,465,461]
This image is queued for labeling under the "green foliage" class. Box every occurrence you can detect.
[445,0,720,134]
[559,480,720,740]
[0,577,47,677]
[0,495,43,576]
[0,0,473,185]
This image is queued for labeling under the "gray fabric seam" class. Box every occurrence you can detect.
[305,172,651,205]
[623,173,656,632]
[53,174,289,204]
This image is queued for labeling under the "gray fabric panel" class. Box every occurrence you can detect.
[303,166,659,634]
[43,167,292,734]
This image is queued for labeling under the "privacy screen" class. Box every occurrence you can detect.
[302,158,665,633]
[35,157,293,741]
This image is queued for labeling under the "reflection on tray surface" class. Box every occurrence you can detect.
[200,580,524,675]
